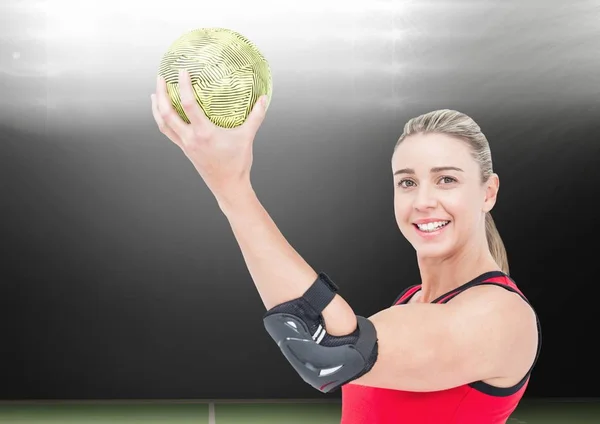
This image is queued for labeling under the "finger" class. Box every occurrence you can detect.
[155,75,190,138]
[151,94,184,149]
[178,69,213,130]
[241,95,268,135]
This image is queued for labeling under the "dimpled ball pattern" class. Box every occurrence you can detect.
[158,27,272,128]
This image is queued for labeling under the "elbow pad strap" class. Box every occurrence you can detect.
[301,272,339,313]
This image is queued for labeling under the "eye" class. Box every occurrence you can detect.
[398,179,416,188]
[438,176,457,184]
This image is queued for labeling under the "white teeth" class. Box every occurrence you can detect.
[416,221,449,232]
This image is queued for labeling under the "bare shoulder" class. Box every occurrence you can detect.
[357,280,539,392]
[449,283,536,320]
[448,283,539,386]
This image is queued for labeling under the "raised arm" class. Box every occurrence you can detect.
[150,71,538,393]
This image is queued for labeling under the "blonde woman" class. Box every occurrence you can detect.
[151,71,541,424]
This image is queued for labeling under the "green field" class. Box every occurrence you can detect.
[0,399,598,423]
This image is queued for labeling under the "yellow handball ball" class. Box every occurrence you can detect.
[158,27,273,129]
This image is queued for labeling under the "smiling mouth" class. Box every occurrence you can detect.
[414,221,451,233]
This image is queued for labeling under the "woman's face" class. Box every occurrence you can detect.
[391,132,499,260]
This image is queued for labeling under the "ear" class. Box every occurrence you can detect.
[483,173,500,213]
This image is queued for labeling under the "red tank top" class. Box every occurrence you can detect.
[340,271,542,424]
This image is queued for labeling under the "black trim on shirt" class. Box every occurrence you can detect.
[439,278,542,397]
[390,271,542,397]
[391,284,421,306]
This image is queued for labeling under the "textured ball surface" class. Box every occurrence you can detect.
[158,27,272,128]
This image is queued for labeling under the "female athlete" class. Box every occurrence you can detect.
[151,70,541,424]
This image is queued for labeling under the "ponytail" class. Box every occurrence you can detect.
[485,212,509,274]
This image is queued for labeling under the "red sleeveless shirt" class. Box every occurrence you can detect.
[340,271,542,424]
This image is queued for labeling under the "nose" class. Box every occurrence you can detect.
[413,184,438,211]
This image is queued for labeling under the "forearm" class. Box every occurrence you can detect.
[216,184,358,337]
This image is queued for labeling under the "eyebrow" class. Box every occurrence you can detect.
[393,166,464,176]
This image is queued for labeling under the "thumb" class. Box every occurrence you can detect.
[243,95,269,134]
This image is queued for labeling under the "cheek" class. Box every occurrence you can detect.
[441,194,467,216]
[393,195,412,228]
[441,189,481,228]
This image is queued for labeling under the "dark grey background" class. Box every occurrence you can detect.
[1,0,599,400]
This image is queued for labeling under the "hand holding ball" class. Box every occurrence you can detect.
[158,28,273,129]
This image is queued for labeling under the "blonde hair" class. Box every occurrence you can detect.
[393,109,509,274]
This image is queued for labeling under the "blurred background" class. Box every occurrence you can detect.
[1,0,599,402]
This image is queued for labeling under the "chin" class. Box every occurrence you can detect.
[403,223,457,260]
[414,245,454,261]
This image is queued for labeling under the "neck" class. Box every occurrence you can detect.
[416,235,501,303]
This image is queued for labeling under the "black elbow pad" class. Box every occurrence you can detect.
[263,273,378,393]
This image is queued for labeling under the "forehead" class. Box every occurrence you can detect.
[392,132,476,172]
